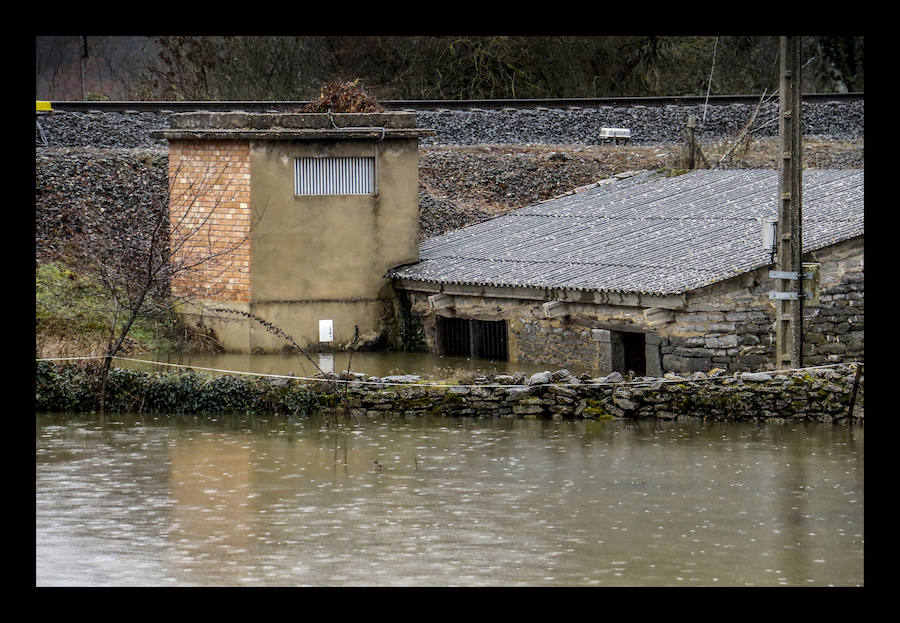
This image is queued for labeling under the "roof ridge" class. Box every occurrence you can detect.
[536,169,649,204]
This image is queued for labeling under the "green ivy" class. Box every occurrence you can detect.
[35,361,317,417]
[35,360,100,412]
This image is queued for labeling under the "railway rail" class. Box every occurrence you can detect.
[43,93,862,114]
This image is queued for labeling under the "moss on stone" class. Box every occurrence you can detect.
[582,398,613,419]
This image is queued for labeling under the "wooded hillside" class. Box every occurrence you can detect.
[37,36,864,102]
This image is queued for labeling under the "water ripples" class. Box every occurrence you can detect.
[36,415,863,587]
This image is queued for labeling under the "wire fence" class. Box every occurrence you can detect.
[36,355,863,389]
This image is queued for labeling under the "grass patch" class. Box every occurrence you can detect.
[36,260,196,356]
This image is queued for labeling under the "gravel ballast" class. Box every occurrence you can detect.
[35,100,863,148]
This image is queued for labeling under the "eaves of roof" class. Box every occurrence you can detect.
[388,168,864,296]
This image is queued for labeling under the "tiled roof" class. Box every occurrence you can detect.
[388,168,864,295]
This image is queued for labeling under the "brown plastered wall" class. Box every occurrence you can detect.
[168,139,252,303]
[247,137,419,350]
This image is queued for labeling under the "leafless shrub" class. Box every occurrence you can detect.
[299,79,385,113]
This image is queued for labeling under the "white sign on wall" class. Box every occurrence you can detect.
[319,319,334,343]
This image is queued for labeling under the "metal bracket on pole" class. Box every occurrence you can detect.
[769,291,800,300]
[769,270,815,281]
[769,270,798,280]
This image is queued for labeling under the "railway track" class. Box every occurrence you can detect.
[43,93,863,114]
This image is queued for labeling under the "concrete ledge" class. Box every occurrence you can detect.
[155,111,435,141]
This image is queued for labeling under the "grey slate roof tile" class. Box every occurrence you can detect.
[389,169,864,295]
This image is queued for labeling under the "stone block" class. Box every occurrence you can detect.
[513,404,545,415]
[663,354,711,372]
[528,371,553,385]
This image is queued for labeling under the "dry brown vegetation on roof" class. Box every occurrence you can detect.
[299,79,385,113]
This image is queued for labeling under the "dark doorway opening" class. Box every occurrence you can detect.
[438,317,470,356]
[437,317,508,361]
[621,331,646,376]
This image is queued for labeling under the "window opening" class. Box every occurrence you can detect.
[294,156,375,195]
[438,317,470,357]
[437,317,508,361]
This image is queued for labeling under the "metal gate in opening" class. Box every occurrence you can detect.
[437,317,508,361]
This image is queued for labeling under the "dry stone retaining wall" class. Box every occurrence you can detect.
[323,363,863,423]
[35,360,863,422]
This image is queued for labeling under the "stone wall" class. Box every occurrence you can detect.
[803,237,865,365]
[321,363,863,423]
[514,318,603,371]
[659,268,777,373]
[36,360,863,423]
[659,236,864,373]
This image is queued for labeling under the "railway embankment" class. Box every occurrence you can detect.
[35,99,865,261]
[36,98,864,148]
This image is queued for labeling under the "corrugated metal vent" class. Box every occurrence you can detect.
[294,157,375,195]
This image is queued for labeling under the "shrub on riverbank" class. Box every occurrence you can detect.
[35,360,316,416]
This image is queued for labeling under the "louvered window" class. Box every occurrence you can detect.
[294,157,375,196]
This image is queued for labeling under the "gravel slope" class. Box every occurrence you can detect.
[36,101,864,260]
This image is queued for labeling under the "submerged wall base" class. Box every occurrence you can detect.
[37,360,863,423]
[328,363,864,422]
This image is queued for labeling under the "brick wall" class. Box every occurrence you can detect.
[168,139,252,302]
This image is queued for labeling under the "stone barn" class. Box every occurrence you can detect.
[388,168,864,376]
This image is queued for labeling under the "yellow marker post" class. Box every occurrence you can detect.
[36,101,53,112]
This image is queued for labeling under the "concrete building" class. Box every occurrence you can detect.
[388,168,864,376]
[158,111,433,352]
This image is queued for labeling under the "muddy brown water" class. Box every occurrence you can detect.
[36,410,863,587]
[123,350,578,381]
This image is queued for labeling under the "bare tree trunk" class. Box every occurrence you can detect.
[97,354,112,418]
[81,155,252,418]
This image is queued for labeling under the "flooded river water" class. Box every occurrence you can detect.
[124,350,585,380]
[36,411,863,587]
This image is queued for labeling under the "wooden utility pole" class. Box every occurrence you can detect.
[80,36,89,100]
[686,115,697,169]
[774,36,803,369]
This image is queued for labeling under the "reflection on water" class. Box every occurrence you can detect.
[36,414,863,587]
[127,350,581,380]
